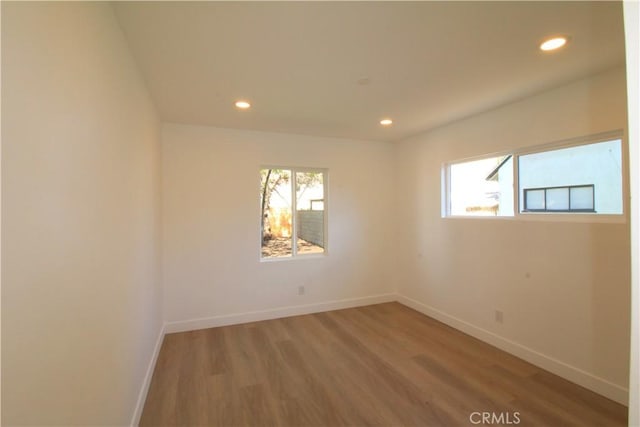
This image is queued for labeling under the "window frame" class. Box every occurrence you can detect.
[259,166,328,262]
[443,130,626,223]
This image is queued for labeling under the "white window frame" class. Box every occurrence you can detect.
[443,130,627,223]
[259,166,328,261]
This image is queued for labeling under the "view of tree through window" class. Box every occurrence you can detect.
[260,168,326,259]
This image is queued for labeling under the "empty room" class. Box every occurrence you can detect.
[2,1,639,426]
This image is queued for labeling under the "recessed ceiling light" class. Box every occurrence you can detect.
[235,100,251,109]
[380,118,393,126]
[540,36,569,51]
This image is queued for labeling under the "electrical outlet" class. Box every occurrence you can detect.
[298,286,305,295]
[495,310,504,324]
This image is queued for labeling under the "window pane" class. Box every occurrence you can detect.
[296,171,324,254]
[261,169,292,258]
[546,188,569,210]
[525,189,545,210]
[449,155,513,216]
[570,186,594,210]
[518,139,622,214]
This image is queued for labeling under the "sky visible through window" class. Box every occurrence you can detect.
[450,156,510,216]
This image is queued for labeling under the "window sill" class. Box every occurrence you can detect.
[444,213,627,224]
[260,253,327,263]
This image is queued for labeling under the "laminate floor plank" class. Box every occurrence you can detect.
[343,306,535,410]
[529,370,627,424]
[140,302,627,426]
[326,308,477,425]
[339,307,519,406]
[280,314,401,426]
[376,304,540,377]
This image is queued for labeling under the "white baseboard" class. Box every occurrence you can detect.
[164,293,396,334]
[396,293,629,406]
[130,323,166,427]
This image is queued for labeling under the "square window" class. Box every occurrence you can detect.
[525,189,545,211]
[546,188,569,211]
[571,186,595,210]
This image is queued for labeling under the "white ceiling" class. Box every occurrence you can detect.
[113,1,625,142]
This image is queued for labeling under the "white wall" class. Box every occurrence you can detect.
[395,66,630,403]
[1,3,162,425]
[1,3,4,423]
[624,1,640,423]
[162,124,395,329]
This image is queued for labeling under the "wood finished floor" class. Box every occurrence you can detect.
[140,302,627,426]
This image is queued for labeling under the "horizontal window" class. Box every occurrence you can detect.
[444,135,623,218]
